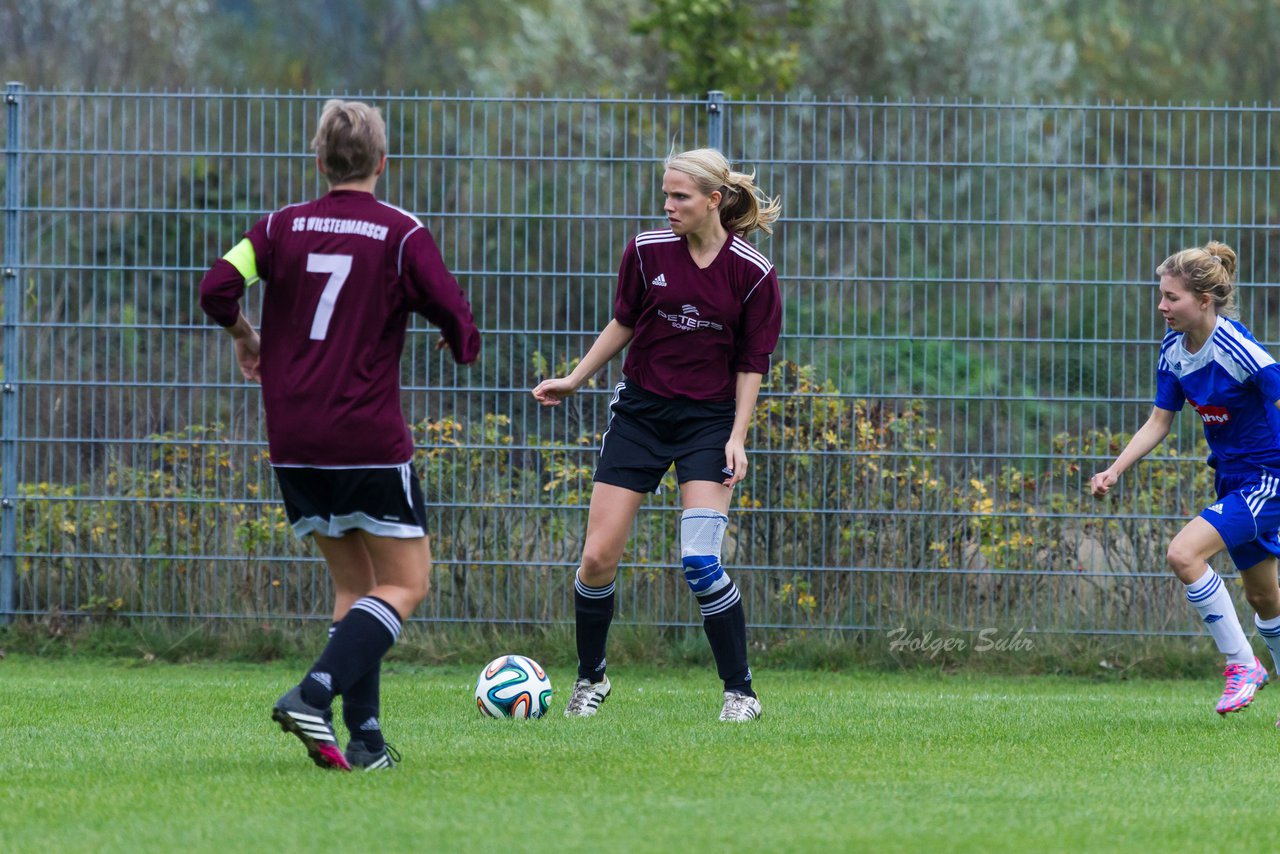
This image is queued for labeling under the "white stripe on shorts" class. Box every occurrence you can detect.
[598,381,626,455]
[1246,474,1279,517]
[399,462,413,506]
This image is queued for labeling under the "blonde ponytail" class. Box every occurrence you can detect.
[664,148,781,237]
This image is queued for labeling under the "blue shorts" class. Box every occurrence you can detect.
[1199,468,1280,571]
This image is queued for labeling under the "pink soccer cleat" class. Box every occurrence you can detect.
[1216,657,1268,715]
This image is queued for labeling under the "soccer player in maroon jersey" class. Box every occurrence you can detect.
[533,148,782,722]
[200,100,480,770]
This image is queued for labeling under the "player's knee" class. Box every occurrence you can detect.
[579,548,619,587]
[1165,542,1201,578]
[392,584,427,614]
[683,555,731,596]
[396,568,430,609]
[681,508,729,596]
[1246,585,1280,613]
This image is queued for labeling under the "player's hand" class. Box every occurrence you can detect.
[532,376,578,406]
[723,439,747,488]
[1089,470,1118,498]
[234,331,262,383]
[434,334,449,352]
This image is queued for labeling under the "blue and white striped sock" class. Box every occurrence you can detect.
[1185,567,1252,666]
[1255,613,1280,675]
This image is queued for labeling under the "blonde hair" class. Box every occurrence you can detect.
[310,100,386,185]
[664,148,781,237]
[1156,241,1239,318]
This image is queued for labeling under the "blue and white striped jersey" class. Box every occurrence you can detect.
[1156,316,1280,472]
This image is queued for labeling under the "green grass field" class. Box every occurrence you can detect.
[1,655,1276,853]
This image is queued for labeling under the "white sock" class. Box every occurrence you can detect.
[1255,613,1280,674]
[1185,567,1253,665]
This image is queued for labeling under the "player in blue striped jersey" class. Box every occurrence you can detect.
[1092,242,1280,718]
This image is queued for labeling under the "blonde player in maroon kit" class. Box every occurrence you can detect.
[200,100,480,770]
[533,148,782,722]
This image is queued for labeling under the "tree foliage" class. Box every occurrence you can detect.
[4,0,1280,102]
[1,0,212,89]
[629,0,816,95]
[793,0,1073,100]
[1043,0,1280,103]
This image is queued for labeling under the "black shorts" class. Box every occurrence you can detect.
[273,463,428,539]
[595,380,736,493]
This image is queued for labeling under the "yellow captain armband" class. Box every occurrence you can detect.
[223,239,260,285]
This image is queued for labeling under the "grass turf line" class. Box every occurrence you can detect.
[0,656,1275,852]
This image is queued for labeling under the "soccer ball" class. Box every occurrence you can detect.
[474,654,552,719]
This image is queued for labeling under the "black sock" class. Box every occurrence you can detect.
[700,588,754,697]
[300,596,402,708]
[574,572,616,682]
[342,664,384,750]
[322,620,384,749]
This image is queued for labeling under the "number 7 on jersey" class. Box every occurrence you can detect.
[307,253,353,340]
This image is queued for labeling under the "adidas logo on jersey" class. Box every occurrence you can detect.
[1208,503,1224,514]
[650,273,668,287]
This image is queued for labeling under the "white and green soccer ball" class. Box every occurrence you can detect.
[474,654,552,719]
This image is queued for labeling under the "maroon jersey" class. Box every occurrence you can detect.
[613,228,782,401]
[199,189,480,467]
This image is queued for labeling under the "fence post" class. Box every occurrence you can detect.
[1,82,23,623]
[706,90,725,154]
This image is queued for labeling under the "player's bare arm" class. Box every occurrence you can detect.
[1090,406,1175,497]
[532,319,634,406]
[723,371,763,487]
[225,313,262,383]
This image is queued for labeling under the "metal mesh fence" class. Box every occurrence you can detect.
[3,87,1279,635]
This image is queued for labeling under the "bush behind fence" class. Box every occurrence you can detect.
[15,360,1216,636]
[4,89,1276,637]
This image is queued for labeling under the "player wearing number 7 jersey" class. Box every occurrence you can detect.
[199,99,480,771]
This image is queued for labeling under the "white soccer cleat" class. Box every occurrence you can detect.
[719,691,762,722]
[564,675,611,717]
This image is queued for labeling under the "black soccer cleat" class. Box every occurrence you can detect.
[271,684,352,771]
[345,739,400,770]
